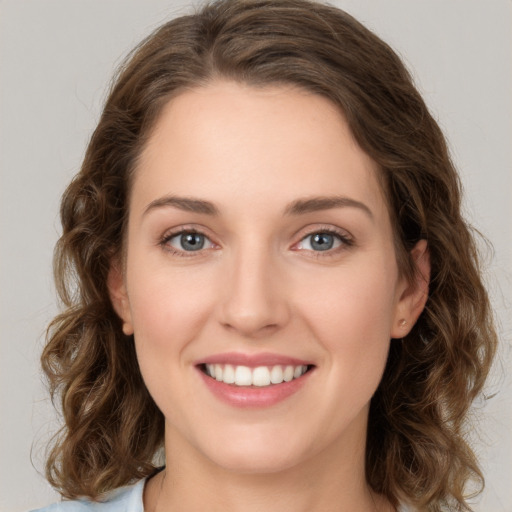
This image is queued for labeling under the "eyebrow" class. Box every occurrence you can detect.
[284,196,373,219]
[144,196,219,216]
[143,194,373,219]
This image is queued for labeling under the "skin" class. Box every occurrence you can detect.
[109,81,429,512]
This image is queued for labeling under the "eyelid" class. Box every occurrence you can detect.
[159,225,219,256]
[291,224,354,252]
[157,223,353,257]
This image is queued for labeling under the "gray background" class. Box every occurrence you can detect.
[0,1,510,510]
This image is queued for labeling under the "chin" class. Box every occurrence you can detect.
[192,424,316,475]
[209,445,304,475]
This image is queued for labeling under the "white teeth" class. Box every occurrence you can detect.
[270,365,284,384]
[204,363,309,387]
[294,365,307,379]
[234,366,252,386]
[252,367,271,387]
[283,365,294,382]
[223,364,235,384]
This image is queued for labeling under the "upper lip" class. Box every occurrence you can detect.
[196,352,313,368]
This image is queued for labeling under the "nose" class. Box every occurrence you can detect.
[218,244,290,339]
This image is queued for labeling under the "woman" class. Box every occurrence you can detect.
[34,0,497,510]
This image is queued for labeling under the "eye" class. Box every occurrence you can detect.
[164,231,215,253]
[296,230,350,252]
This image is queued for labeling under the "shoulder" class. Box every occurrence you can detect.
[29,479,145,512]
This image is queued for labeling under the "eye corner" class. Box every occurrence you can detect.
[290,226,355,256]
[159,227,219,257]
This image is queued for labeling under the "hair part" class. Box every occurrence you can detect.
[42,1,497,509]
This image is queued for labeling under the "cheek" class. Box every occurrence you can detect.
[128,263,214,339]
[295,257,398,374]
[301,258,397,327]
[126,267,215,416]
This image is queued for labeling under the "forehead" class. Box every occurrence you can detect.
[133,81,387,219]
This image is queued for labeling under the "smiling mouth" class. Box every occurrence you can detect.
[199,364,313,387]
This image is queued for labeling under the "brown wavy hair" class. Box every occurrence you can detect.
[42,0,497,509]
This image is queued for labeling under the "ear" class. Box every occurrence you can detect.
[107,259,134,336]
[391,239,430,338]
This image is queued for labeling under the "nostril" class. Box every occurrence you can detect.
[221,320,280,338]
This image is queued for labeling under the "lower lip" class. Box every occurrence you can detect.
[198,368,312,408]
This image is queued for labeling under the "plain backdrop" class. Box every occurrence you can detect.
[0,1,510,511]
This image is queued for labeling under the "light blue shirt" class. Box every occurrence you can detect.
[31,478,414,511]
[30,479,145,512]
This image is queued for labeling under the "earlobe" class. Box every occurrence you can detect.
[107,260,134,336]
[391,239,430,338]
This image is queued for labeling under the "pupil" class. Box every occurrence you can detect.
[181,233,204,251]
[311,233,333,251]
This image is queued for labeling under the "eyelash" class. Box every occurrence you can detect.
[292,226,354,259]
[159,226,354,258]
[159,227,215,258]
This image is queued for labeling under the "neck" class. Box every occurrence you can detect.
[145,422,394,512]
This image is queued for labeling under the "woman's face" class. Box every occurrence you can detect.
[110,81,426,474]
